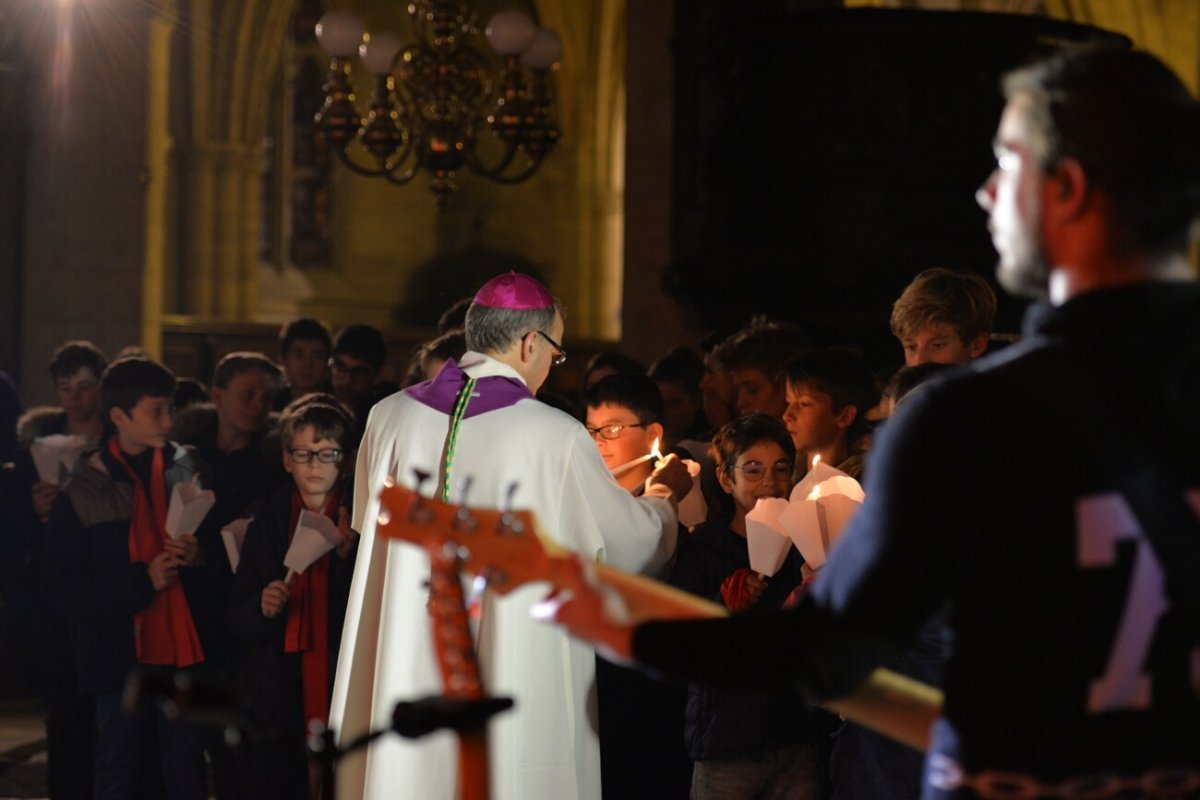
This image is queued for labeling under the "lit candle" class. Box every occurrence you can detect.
[611,437,664,477]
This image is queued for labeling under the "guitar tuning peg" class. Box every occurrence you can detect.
[498,482,525,535]
[455,507,478,532]
[407,469,434,524]
[412,469,432,491]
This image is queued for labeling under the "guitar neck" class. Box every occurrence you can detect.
[574,558,943,752]
[374,484,943,754]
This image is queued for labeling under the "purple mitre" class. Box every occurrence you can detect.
[473,272,555,310]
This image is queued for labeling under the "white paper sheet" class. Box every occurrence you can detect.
[220,517,253,574]
[283,509,344,575]
[164,475,216,540]
[30,434,87,485]
[745,497,793,576]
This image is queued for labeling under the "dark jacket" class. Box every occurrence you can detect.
[41,441,204,693]
[171,404,289,671]
[225,484,357,798]
[225,483,356,728]
[668,521,810,761]
[2,407,68,592]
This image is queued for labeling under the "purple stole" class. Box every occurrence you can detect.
[405,357,532,418]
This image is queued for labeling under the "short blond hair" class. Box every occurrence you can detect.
[890,268,996,345]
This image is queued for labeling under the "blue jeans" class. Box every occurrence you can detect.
[94,689,207,800]
[691,743,821,800]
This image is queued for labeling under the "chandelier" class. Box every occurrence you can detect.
[313,2,562,207]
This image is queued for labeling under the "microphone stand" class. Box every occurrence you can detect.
[308,695,515,800]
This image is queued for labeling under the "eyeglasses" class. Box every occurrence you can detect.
[287,448,344,464]
[585,422,651,441]
[328,358,375,380]
[536,331,567,367]
[727,460,793,483]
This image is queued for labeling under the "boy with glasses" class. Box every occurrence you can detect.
[583,373,692,799]
[329,324,400,440]
[227,397,358,800]
[583,373,665,494]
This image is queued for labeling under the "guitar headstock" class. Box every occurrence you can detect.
[375,478,555,596]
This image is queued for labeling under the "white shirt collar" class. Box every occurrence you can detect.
[458,351,529,388]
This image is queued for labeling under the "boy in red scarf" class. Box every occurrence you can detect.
[42,356,210,799]
[227,395,359,800]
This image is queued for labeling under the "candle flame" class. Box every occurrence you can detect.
[651,438,662,459]
[807,484,823,501]
[812,454,821,468]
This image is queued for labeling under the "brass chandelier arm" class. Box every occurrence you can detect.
[463,143,546,183]
[331,144,420,184]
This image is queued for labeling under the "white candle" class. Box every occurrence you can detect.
[610,438,664,477]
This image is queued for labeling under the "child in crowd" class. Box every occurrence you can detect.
[171,350,288,798]
[581,351,645,395]
[890,267,996,367]
[886,361,956,416]
[226,397,359,800]
[18,341,109,523]
[709,318,809,419]
[42,357,210,799]
[417,330,467,382]
[698,331,738,433]
[274,317,333,411]
[330,324,399,439]
[584,373,666,494]
[7,340,107,797]
[648,346,708,449]
[781,348,879,480]
[669,414,817,800]
[583,373,691,800]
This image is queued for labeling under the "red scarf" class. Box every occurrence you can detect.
[284,487,342,728]
[108,438,205,668]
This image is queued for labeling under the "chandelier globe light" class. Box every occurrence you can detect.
[314,2,562,207]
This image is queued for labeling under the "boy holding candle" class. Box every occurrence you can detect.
[583,373,666,494]
[781,348,879,480]
[668,414,816,800]
[226,396,359,800]
[582,373,691,799]
[41,356,210,799]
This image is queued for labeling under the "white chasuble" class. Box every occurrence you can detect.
[330,352,678,800]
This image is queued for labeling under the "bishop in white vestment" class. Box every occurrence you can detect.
[329,273,691,800]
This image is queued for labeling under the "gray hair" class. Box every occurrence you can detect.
[465,303,561,355]
[1002,47,1200,254]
